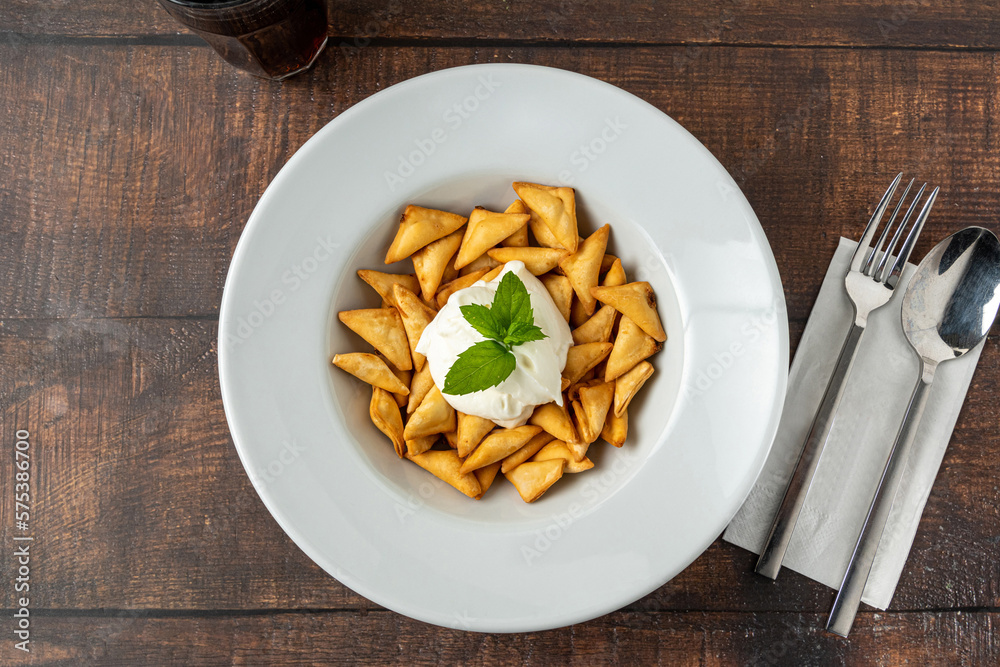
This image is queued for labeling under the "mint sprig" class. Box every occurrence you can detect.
[459,303,504,341]
[442,341,516,395]
[443,271,548,396]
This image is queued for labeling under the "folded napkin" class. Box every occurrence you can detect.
[724,237,985,609]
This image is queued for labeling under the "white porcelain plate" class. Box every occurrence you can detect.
[218,64,788,633]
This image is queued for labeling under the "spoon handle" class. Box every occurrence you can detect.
[827,369,935,637]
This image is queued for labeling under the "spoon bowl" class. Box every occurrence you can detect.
[902,226,1000,367]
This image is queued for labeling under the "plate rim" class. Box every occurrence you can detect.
[218,62,789,632]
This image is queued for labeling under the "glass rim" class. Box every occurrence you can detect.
[162,0,259,8]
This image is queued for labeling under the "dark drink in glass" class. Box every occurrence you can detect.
[157,0,328,80]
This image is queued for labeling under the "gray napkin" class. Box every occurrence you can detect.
[724,237,984,609]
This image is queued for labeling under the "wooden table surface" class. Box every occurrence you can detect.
[2,1,999,664]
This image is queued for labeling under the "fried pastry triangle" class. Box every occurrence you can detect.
[601,408,628,447]
[487,247,569,275]
[505,459,565,503]
[531,440,595,473]
[559,223,610,316]
[590,281,667,342]
[338,308,412,371]
[501,200,530,247]
[571,304,617,345]
[403,387,456,440]
[406,363,434,415]
[386,360,411,407]
[411,228,464,301]
[454,207,530,270]
[436,268,490,309]
[473,461,503,498]
[356,270,421,308]
[614,360,653,417]
[562,342,613,385]
[605,317,661,382]
[571,380,614,445]
[407,449,481,498]
[538,273,573,322]
[405,435,437,457]
[602,257,627,287]
[392,284,438,371]
[456,412,496,459]
[460,425,543,474]
[332,353,410,395]
[481,263,507,282]
[370,386,405,457]
[385,205,467,264]
[528,401,578,443]
[512,182,579,253]
[500,431,555,474]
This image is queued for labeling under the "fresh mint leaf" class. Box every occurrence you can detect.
[503,321,547,346]
[443,340,516,395]
[492,270,537,330]
[490,271,518,331]
[459,303,503,341]
[508,280,534,328]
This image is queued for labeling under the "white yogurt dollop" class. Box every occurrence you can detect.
[415,261,572,428]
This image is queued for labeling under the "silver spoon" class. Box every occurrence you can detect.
[827,226,1000,637]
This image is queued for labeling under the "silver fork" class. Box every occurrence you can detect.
[754,173,939,579]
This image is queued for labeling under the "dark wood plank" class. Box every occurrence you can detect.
[4,0,1000,49]
[2,32,999,667]
[10,610,1000,665]
[2,3,997,665]
[2,44,1000,320]
[0,318,368,612]
[2,43,999,618]
[0,318,996,613]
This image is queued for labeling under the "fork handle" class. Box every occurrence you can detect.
[755,322,866,579]
[827,369,934,637]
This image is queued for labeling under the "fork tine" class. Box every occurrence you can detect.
[874,182,925,281]
[864,178,914,275]
[851,172,903,273]
[884,186,938,288]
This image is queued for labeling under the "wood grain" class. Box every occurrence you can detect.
[0,318,996,614]
[4,1,1000,49]
[2,44,999,320]
[10,610,1000,665]
[2,1,1000,662]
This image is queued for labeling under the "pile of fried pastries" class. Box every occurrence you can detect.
[333,182,666,503]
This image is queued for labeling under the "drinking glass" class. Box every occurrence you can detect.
[157,0,329,80]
